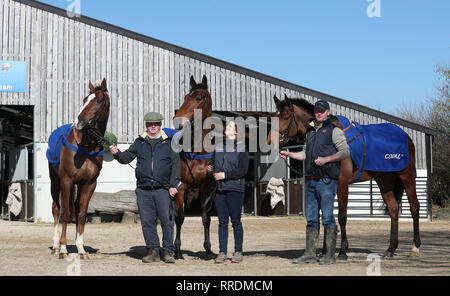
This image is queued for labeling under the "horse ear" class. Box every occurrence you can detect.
[273,95,280,106]
[284,94,289,100]
[101,78,107,91]
[190,76,197,89]
[202,75,208,88]
[88,81,95,93]
[285,98,293,108]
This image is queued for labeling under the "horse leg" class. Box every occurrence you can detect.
[75,182,96,259]
[200,186,214,260]
[174,184,186,260]
[336,158,353,260]
[399,173,421,257]
[337,181,350,260]
[50,167,61,255]
[374,176,399,258]
[58,177,73,259]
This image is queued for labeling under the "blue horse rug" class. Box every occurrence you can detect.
[336,116,409,181]
[46,123,104,168]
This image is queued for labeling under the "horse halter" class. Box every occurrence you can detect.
[278,107,300,144]
[194,89,211,113]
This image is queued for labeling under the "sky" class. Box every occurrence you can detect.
[37,0,449,115]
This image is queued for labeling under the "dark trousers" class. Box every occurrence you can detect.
[214,191,244,254]
[135,187,175,254]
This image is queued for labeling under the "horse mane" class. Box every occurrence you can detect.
[278,97,314,115]
[189,84,206,93]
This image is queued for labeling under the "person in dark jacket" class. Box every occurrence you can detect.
[109,112,181,264]
[207,120,249,264]
[280,100,349,265]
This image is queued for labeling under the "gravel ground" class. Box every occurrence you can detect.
[0,216,449,276]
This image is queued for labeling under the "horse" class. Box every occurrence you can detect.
[171,75,216,260]
[48,78,110,259]
[268,94,421,259]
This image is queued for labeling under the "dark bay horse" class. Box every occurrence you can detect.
[49,79,110,259]
[268,94,421,259]
[172,75,215,260]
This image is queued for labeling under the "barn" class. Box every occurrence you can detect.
[0,0,435,222]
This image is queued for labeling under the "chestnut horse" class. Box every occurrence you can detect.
[49,79,110,259]
[268,94,421,259]
[172,75,215,260]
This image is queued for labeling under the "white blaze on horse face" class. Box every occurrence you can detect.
[75,93,96,126]
[76,232,87,254]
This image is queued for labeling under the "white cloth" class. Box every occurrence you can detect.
[6,182,22,216]
[266,177,285,209]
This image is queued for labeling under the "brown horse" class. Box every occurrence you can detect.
[268,94,421,259]
[172,75,215,260]
[49,79,110,259]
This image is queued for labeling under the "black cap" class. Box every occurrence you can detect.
[314,100,330,110]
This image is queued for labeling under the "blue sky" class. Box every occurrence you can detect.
[38,0,449,115]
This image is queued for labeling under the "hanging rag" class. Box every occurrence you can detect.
[6,182,22,216]
[266,177,285,210]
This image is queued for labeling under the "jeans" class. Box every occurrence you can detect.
[214,191,244,254]
[305,178,338,229]
[135,187,175,254]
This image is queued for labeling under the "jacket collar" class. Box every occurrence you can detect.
[140,129,169,140]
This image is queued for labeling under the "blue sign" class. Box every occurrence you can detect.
[0,61,26,92]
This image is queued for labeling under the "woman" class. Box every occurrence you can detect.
[207,120,249,263]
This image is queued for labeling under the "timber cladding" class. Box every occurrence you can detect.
[0,0,432,170]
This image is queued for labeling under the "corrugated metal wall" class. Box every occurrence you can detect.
[0,0,428,169]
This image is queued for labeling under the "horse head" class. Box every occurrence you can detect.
[76,78,110,134]
[267,94,313,146]
[173,75,212,128]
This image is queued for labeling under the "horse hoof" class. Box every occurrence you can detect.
[80,254,89,260]
[51,248,60,255]
[174,253,184,260]
[204,252,216,261]
[383,251,394,258]
[408,251,420,257]
[59,253,69,259]
[337,253,348,261]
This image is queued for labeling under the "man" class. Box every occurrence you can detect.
[110,112,181,263]
[280,100,349,265]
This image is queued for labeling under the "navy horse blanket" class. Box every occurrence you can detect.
[46,123,104,168]
[336,116,409,181]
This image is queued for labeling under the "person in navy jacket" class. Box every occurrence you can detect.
[207,120,249,264]
[110,112,181,264]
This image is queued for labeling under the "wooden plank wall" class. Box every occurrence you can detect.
[0,0,427,169]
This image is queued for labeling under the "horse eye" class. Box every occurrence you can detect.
[196,96,202,102]
[284,117,289,120]
[96,97,103,103]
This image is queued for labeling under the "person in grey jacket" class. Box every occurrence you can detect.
[207,120,249,264]
[109,112,181,264]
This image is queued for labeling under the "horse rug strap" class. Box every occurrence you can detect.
[336,116,409,178]
[162,128,213,159]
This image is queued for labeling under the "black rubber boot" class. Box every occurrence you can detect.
[319,225,337,265]
[292,226,319,264]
